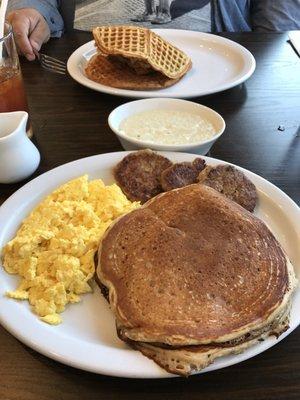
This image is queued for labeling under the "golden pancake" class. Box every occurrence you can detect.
[121,303,290,376]
[97,184,296,346]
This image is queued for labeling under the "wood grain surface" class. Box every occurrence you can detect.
[0,31,299,400]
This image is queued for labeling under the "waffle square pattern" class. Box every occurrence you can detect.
[93,25,192,79]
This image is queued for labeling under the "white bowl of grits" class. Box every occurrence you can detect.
[108,98,226,155]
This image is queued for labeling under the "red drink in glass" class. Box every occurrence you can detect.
[0,23,32,137]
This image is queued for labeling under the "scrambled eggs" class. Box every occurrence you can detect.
[2,175,139,325]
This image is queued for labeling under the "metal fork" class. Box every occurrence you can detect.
[37,53,66,75]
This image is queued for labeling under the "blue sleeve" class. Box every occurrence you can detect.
[251,0,300,32]
[7,0,64,37]
[211,0,252,32]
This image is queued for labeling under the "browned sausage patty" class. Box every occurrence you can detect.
[114,149,172,203]
[198,165,257,212]
[161,158,206,192]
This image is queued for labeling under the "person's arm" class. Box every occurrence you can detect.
[6,0,64,60]
[211,0,252,33]
[251,0,300,32]
[8,0,64,37]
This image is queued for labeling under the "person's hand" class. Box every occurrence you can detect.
[6,8,50,61]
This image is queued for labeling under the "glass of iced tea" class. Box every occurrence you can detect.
[0,22,32,137]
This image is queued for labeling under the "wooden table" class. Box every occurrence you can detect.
[0,31,299,400]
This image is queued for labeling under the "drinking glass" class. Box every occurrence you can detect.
[0,22,32,137]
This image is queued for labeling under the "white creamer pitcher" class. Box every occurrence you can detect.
[0,111,40,184]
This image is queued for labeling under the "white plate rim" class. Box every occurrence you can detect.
[67,29,256,98]
[0,151,299,379]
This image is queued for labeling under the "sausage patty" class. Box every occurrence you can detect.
[161,158,206,192]
[114,149,172,203]
[198,165,257,212]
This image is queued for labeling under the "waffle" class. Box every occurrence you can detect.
[85,54,180,90]
[92,25,192,79]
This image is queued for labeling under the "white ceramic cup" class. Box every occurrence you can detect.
[0,111,40,184]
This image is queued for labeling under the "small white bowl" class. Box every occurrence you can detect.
[108,98,225,155]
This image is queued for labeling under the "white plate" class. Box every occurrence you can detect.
[67,30,256,98]
[0,152,299,379]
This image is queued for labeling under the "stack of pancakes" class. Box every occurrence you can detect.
[96,184,297,376]
[85,25,192,90]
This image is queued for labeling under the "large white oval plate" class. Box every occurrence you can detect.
[0,152,299,378]
[67,30,256,98]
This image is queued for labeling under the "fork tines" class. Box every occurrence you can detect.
[39,53,66,75]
